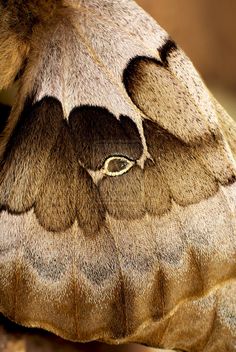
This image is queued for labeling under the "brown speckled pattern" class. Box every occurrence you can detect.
[0,0,236,351]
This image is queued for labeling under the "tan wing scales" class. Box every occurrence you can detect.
[0,1,235,351]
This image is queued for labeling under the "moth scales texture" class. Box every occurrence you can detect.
[0,1,236,351]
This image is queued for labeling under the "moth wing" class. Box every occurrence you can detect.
[213,96,236,158]
[0,0,236,351]
[0,209,130,341]
[1,185,235,348]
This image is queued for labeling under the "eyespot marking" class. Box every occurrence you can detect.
[102,156,135,177]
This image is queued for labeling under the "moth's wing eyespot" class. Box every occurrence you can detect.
[69,106,143,171]
[102,156,135,177]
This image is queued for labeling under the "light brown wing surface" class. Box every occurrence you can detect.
[214,98,236,159]
[0,315,169,352]
[0,1,236,351]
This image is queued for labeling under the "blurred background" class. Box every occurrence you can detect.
[0,1,235,351]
